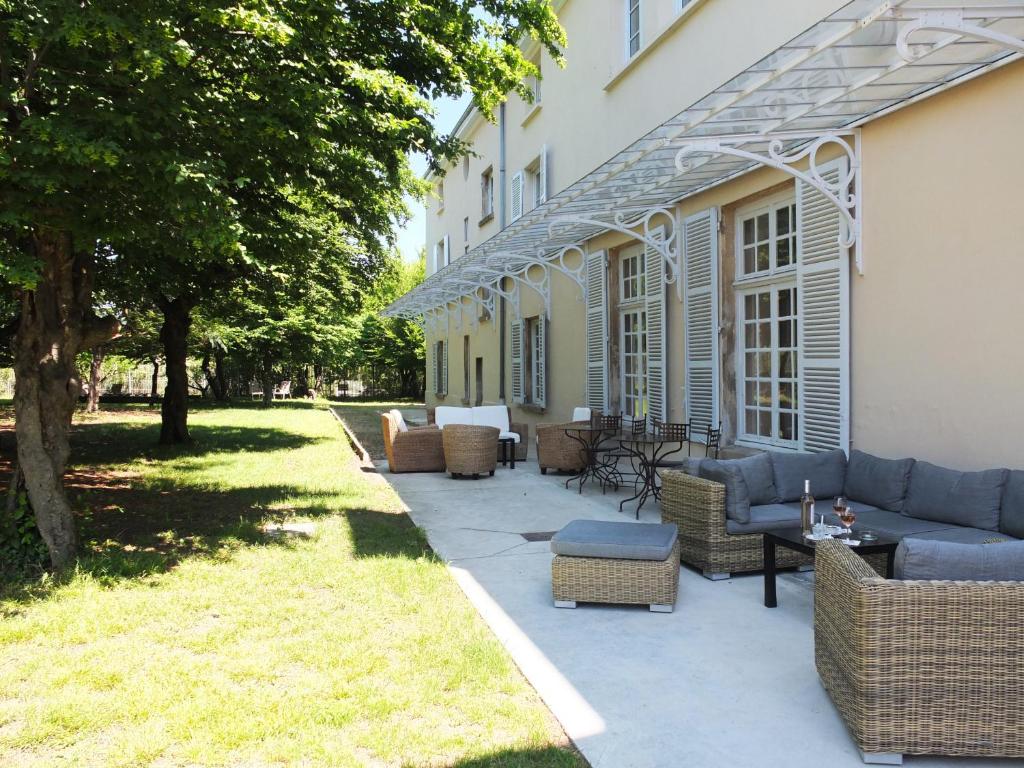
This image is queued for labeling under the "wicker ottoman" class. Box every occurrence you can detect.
[442,424,499,479]
[551,520,680,612]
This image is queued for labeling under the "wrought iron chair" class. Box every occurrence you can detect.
[652,420,688,470]
[686,420,722,459]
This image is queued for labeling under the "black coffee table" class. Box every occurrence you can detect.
[762,527,898,608]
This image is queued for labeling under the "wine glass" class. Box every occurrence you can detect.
[837,504,856,537]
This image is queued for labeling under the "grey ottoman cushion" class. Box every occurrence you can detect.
[699,459,751,523]
[1000,470,1024,539]
[551,520,678,561]
[844,450,914,512]
[771,449,847,502]
[732,453,780,505]
[726,503,802,535]
[905,527,1018,546]
[904,461,1008,531]
[894,538,1024,581]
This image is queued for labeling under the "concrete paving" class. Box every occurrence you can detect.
[379,457,1015,768]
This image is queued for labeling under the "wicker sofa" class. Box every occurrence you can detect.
[661,449,1022,579]
[815,537,1024,763]
[380,412,445,473]
[426,405,529,463]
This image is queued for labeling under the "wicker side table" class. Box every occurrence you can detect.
[442,424,499,479]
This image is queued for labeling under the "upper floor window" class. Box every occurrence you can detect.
[435,180,444,212]
[677,0,693,11]
[528,52,542,104]
[737,196,797,279]
[626,0,641,58]
[480,166,494,223]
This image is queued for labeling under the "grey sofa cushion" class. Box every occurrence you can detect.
[904,461,1008,531]
[770,449,847,502]
[731,453,780,505]
[726,503,802,535]
[844,450,914,512]
[680,457,705,477]
[893,538,1024,581]
[1000,470,1024,539]
[551,520,678,561]
[842,508,956,539]
[905,527,1018,546]
[700,460,751,524]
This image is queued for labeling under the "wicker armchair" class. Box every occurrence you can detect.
[442,424,499,478]
[659,470,811,578]
[426,406,528,462]
[536,421,588,474]
[814,538,1024,763]
[380,413,445,473]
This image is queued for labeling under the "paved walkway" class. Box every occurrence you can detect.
[380,457,1012,768]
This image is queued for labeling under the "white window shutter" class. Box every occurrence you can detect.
[441,340,448,396]
[428,340,436,395]
[585,249,608,413]
[797,157,850,453]
[443,234,450,266]
[683,208,719,437]
[510,320,524,404]
[535,316,547,408]
[510,171,524,221]
[538,145,548,205]
[645,226,667,423]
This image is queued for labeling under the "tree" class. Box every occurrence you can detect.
[2,1,564,571]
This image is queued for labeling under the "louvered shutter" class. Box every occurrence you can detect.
[534,316,547,408]
[510,320,524,404]
[428,340,436,395]
[797,157,850,453]
[510,171,524,221]
[441,340,448,396]
[443,234,450,267]
[538,146,548,205]
[585,249,608,412]
[645,226,667,423]
[683,208,719,437]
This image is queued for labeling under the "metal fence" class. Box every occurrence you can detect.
[0,365,167,400]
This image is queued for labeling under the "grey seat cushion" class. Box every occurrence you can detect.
[904,461,1008,531]
[843,508,956,539]
[894,538,1024,581]
[551,520,678,561]
[726,503,802,535]
[1000,470,1024,538]
[905,527,1019,546]
[699,460,751,524]
[843,450,914,512]
[731,453,780,505]
[771,449,847,502]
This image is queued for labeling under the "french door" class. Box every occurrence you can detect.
[620,308,648,420]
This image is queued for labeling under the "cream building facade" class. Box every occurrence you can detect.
[386,0,1024,470]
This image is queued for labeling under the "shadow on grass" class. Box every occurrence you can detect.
[448,745,587,767]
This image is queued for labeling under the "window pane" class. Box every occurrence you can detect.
[778,288,791,317]
[756,212,769,239]
[758,381,771,406]
[779,320,792,348]
[777,238,791,267]
[746,408,758,435]
[780,413,793,441]
[743,217,755,245]
[744,324,756,349]
[759,410,772,437]
[776,206,790,235]
[745,381,757,405]
[758,322,771,347]
[744,247,755,275]
[758,351,771,375]
[779,351,792,378]
[744,294,756,316]
[756,243,770,272]
[757,292,770,317]
[779,381,793,407]
[745,352,757,375]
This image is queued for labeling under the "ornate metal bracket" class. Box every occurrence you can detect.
[887,7,1024,62]
[675,130,863,273]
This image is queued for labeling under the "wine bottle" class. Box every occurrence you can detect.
[800,479,815,535]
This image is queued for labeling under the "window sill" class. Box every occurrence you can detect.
[604,0,709,92]
[436,205,445,215]
[734,438,801,454]
[519,403,546,415]
[478,212,494,227]
[521,102,542,127]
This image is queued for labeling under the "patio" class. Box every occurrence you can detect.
[377,449,1015,768]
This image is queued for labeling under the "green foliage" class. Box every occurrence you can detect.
[0,492,49,575]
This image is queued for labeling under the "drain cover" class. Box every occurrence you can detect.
[520,531,557,542]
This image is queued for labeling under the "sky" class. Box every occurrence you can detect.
[395,94,472,263]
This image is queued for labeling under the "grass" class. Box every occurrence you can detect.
[330,401,424,459]
[0,401,583,767]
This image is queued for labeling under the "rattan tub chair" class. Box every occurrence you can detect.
[659,469,811,578]
[442,424,499,478]
[380,412,445,473]
[536,421,589,474]
[426,406,529,462]
[814,538,1024,764]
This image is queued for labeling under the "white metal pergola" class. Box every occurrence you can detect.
[383,0,1024,323]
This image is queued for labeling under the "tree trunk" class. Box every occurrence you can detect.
[159,296,193,444]
[86,348,104,413]
[206,345,229,402]
[13,228,117,571]
[260,352,274,408]
[149,357,160,406]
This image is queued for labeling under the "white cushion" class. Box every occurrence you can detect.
[435,406,473,428]
[499,431,521,443]
[389,409,408,432]
[572,407,592,422]
[471,405,510,433]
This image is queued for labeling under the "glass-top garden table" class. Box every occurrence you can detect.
[616,434,685,517]
[563,425,623,494]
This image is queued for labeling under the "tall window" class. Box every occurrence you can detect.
[737,195,799,446]
[434,340,446,396]
[521,316,546,406]
[480,167,494,221]
[619,244,647,419]
[463,335,470,402]
[626,0,641,58]
[528,52,542,104]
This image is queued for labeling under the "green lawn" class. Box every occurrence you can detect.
[330,401,424,459]
[0,402,582,767]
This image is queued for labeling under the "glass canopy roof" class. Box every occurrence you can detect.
[384,0,1024,318]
